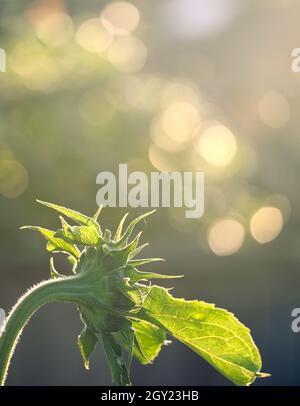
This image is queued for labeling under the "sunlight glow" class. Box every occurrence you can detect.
[197,124,237,167]
[76,18,113,53]
[208,218,245,256]
[107,36,147,73]
[250,207,283,244]
[0,160,29,198]
[36,12,74,47]
[162,102,200,143]
[101,1,140,36]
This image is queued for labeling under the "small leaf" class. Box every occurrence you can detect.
[78,327,98,370]
[132,320,167,365]
[141,286,262,386]
[116,278,150,309]
[21,226,80,258]
[55,225,101,246]
[102,333,131,386]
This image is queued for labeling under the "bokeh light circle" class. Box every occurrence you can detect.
[208,218,245,256]
[197,125,237,167]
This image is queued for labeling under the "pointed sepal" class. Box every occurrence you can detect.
[20,226,80,259]
[37,200,93,226]
[116,210,156,247]
[124,265,183,283]
[114,213,129,241]
[128,258,165,267]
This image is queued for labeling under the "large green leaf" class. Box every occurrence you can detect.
[141,286,262,386]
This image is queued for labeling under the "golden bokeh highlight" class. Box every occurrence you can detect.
[150,117,183,152]
[258,91,290,129]
[35,12,74,47]
[0,160,29,198]
[250,206,283,244]
[265,194,291,221]
[150,100,201,152]
[10,40,61,89]
[208,218,245,256]
[107,36,147,73]
[197,124,237,167]
[76,18,113,53]
[161,102,200,143]
[101,1,140,36]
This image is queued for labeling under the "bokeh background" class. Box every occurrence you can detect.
[1,0,300,385]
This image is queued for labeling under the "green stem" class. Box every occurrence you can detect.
[0,276,86,386]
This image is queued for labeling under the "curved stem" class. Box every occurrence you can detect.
[0,276,85,386]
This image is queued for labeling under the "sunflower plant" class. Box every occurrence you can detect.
[0,200,267,386]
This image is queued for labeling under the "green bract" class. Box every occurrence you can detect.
[0,200,267,386]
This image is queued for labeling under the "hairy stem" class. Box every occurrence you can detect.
[0,276,86,386]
